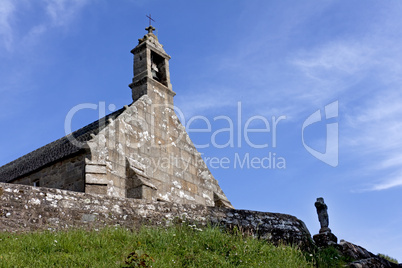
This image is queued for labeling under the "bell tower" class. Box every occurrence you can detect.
[129,26,175,105]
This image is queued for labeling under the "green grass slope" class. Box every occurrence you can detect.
[0,225,347,267]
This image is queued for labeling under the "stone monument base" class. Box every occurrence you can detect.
[313,232,338,247]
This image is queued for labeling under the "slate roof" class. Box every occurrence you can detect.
[0,107,125,183]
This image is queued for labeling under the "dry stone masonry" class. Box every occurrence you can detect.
[0,183,314,251]
[12,154,87,192]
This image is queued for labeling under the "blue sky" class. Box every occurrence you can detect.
[1,0,402,261]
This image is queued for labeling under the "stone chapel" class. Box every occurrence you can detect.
[0,26,233,209]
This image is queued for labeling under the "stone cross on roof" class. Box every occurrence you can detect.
[146,14,155,26]
[145,14,156,34]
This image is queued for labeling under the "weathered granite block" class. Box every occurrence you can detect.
[313,232,337,247]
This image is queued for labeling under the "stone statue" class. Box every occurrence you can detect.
[315,197,330,233]
[313,197,337,247]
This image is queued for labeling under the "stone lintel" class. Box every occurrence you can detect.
[85,164,107,174]
[85,174,108,185]
[132,175,157,190]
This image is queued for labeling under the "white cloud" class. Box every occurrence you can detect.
[176,85,239,118]
[174,1,338,120]
[365,175,402,191]
[25,0,92,43]
[0,0,92,51]
[379,155,402,170]
[44,0,90,27]
[344,90,402,191]
[292,41,375,83]
[287,7,402,192]
[0,0,15,50]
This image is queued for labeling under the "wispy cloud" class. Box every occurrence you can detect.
[175,1,339,120]
[0,0,94,118]
[293,41,375,76]
[291,41,375,98]
[344,90,402,191]
[176,85,239,119]
[368,176,402,191]
[291,17,402,191]
[0,0,15,50]
[24,0,92,45]
[44,0,90,27]
[0,0,92,52]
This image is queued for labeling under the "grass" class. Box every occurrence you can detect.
[310,245,351,267]
[378,253,398,264]
[0,224,345,267]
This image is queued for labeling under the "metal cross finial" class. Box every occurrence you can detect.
[146,14,155,26]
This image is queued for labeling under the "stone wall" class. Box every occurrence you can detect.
[11,153,86,192]
[0,182,313,251]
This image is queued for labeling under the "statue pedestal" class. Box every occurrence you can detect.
[313,232,338,247]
